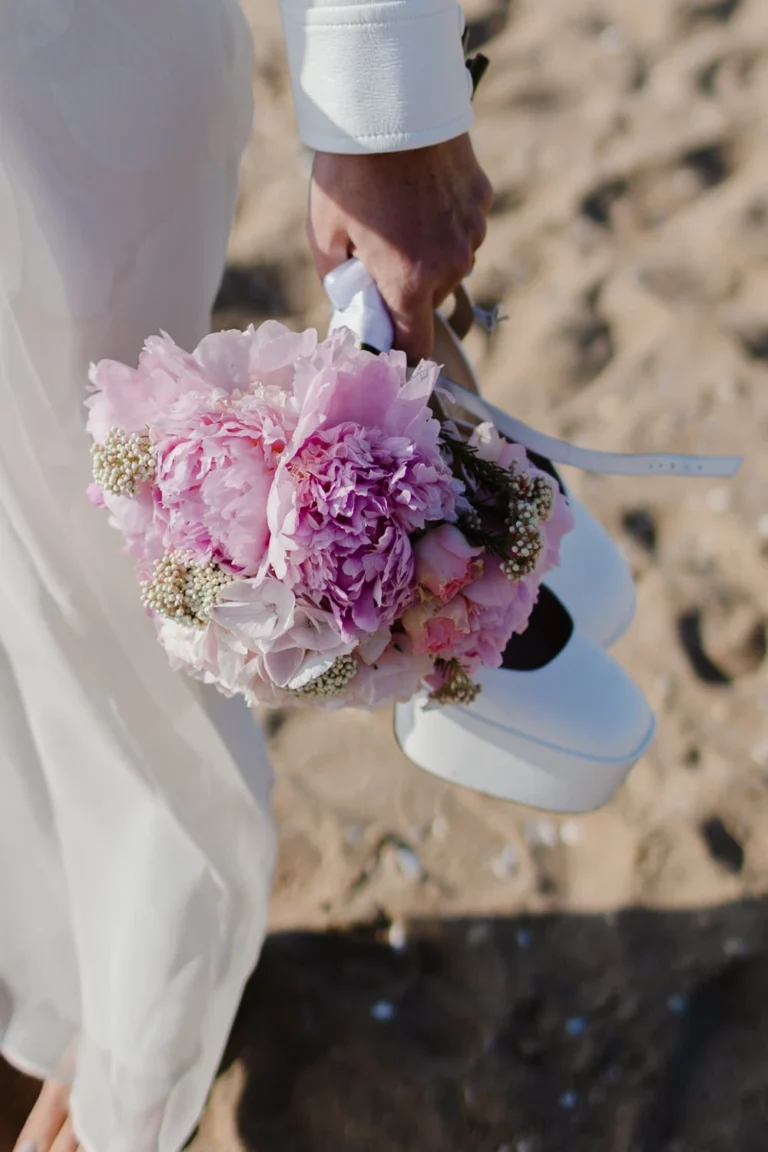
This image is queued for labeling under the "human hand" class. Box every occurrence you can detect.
[308,135,493,362]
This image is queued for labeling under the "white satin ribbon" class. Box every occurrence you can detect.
[325,258,395,353]
[324,258,742,480]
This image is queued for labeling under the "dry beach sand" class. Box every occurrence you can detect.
[4,0,768,1148]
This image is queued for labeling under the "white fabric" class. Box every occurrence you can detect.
[279,0,474,152]
[325,257,396,350]
[0,4,276,1152]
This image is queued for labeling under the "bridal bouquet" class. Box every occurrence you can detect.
[86,323,573,710]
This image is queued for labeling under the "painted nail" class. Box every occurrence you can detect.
[17,1142,37,1152]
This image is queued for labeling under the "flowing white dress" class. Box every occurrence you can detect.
[0,4,275,1151]
[0,2,473,1151]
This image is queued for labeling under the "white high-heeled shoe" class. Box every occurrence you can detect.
[394,587,656,813]
[325,259,741,812]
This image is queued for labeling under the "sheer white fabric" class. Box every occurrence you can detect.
[0,3,276,1152]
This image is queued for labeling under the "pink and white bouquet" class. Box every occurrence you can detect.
[86,322,573,710]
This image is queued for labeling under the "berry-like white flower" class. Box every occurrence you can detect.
[141,552,232,628]
[92,428,155,497]
[530,474,556,522]
[290,654,358,699]
[428,659,482,706]
[503,508,544,581]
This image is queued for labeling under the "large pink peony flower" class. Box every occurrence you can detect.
[267,332,460,639]
[211,576,353,691]
[87,333,214,443]
[100,488,168,579]
[160,616,256,698]
[87,323,317,443]
[151,392,279,574]
[87,325,316,574]
[454,559,539,671]
[347,635,433,709]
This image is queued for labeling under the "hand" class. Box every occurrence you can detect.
[308,135,493,362]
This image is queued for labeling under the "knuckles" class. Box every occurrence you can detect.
[467,209,488,249]
[475,172,494,214]
[396,236,475,299]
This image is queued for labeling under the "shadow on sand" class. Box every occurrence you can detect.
[3,901,768,1151]
[207,900,768,1152]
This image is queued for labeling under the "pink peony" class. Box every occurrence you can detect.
[541,486,575,574]
[151,393,279,574]
[402,594,471,659]
[94,486,168,578]
[87,321,575,714]
[87,323,317,444]
[267,331,459,639]
[193,322,318,395]
[86,334,212,443]
[160,617,256,698]
[455,559,539,671]
[211,577,352,691]
[348,635,433,708]
[88,325,321,575]
[414,525,482,602]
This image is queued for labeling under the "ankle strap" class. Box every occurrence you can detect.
[440,379,742,479]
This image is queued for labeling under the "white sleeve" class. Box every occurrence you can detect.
[278,0,475,153]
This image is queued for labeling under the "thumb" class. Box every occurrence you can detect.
[306,187,352,281]
[309,228,352,283]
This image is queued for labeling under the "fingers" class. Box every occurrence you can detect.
[476,170,494,215]
[306,183,352,282]
[387,287,436,363]
[381,239,473,361]
[306,141,494,361]
[15,1081,71,1152]
[49,1118,78,1152]
[308,225,351,282]
[466,207,488,254]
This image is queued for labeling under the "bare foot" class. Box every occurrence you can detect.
[14,1081,80,1152]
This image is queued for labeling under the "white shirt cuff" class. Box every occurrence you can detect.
[278,0,475,153]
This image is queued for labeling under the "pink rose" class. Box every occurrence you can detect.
[414,525,482,602]
[469,422,530,472]
[402,557,540,674]
[456,559,538,671]
[401,594,471,659]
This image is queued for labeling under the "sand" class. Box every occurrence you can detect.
[231,0,768,942]
[4,0,768,1148]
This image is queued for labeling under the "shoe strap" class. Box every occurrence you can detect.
[439,379,742,479]
[325,259,742,480]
